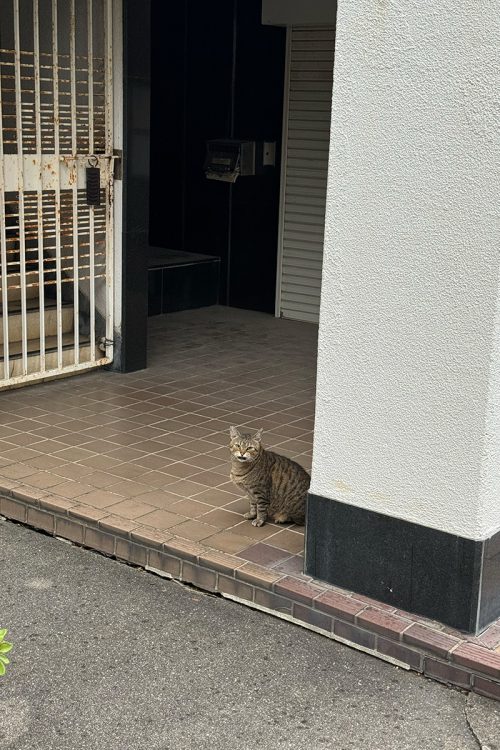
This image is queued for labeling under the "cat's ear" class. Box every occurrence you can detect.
[254,428,263,442]
[229,426,240,439]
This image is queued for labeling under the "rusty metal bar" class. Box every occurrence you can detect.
[104,0,113,358]
[70,0,79,363]
[13,0,28,375]
[51,0,63,369]
[88,0,95,361]
[0,44,10,379]
[33,0,46,372]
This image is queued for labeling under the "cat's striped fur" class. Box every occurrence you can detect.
[229,426,310,527]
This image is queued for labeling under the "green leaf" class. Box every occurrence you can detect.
[0,629,7,640]
[0,655,9,665]
[0,662,5,676]
[0,642,12,654]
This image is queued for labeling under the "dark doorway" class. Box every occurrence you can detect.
[149,0,286,314]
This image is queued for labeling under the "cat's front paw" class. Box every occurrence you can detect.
[243,511,257,520]
[252,518,266,527]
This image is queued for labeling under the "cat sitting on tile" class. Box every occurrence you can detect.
[229,426,309,527]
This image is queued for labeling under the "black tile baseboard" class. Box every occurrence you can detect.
[305,494,500,634]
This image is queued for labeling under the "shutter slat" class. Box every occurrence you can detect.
[279,27,334,324]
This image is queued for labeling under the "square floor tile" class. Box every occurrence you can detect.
[104,497,157,520]
[137,509,188,529]
[170,498,213,518]
[170,519,220,542]
[265,529,305,554]
[237,542,292,566]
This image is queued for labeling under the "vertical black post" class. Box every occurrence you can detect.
[114,0,151,372]
[226,0,238,306]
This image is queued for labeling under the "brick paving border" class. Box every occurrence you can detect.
[2,486,500,702]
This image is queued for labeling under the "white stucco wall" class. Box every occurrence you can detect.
[311,0,500,540]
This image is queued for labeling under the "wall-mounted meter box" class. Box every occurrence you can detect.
[204,139,257,182]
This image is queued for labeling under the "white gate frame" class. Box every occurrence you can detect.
[0,0,123,390]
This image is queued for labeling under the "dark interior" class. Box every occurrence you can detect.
[149,0,286,314]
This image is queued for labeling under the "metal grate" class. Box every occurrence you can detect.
[0,0,114,387]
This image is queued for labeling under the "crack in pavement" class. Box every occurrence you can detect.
[465,704,488,750]
[464,693,500,750]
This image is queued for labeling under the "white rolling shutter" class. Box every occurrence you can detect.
[277,27,335,323]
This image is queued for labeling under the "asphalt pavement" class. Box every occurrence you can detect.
[0,518,499,750]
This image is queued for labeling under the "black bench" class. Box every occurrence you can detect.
[148,248,220,316]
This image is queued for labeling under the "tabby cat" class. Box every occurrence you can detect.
[229,426,310,527]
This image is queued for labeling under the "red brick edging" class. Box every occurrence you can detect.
[1,487,500,702]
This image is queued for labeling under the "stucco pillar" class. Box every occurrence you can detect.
[306,0,500,633]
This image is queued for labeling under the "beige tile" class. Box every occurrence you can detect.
[6,432,45,447]
[49,481,94,499]
[183,454,225,470]
[27,455,68,470]
[216,481,240,494]
[104,432,142,446]
[3,447,42,462]
[193,487,241,507]
[0,463,39,479]
[75,454,122,470]
[175,425,217,440]
[53,446,97,462]
[131,527,173,547]
[54,463,95,480]
[131,454,174,470]
[186,439,220,454]
[104,498,157,520]
[171,519,220,542]
[189,470,229,488]
[159,446,199,462]
[85,471,123,488]
[107,463,149,480]
[224,497,250,514]
[81,489,127,509]
[166,479,208,497]
[133,490,184,510]
[152,433,191,447]
[23,471,67,490]
[170,498,212,518]
[202,530,255,555]
[126,426,165,440]
[206,447,229,461]
[158,463,194,480]
[100,515,140,535]
[69,504,110,523]
[200,507,242,528]
[75,439,117,453]
[139,470,177,488]
[102,479,151,497]
[102,446,148,462]
[266,528,305,554]
[138,509,188,530]
[229,520,281,541]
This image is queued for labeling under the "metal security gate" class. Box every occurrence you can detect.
[0,0,115,388]
[276,26,335,324]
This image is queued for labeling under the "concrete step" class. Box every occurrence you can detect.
[0,301,74,346]
[0,331,85,359]
[0,283,40,305]
[0,335,99,380]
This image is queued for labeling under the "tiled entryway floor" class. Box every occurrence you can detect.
[0,307,316,570]
[3,306,500,698]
